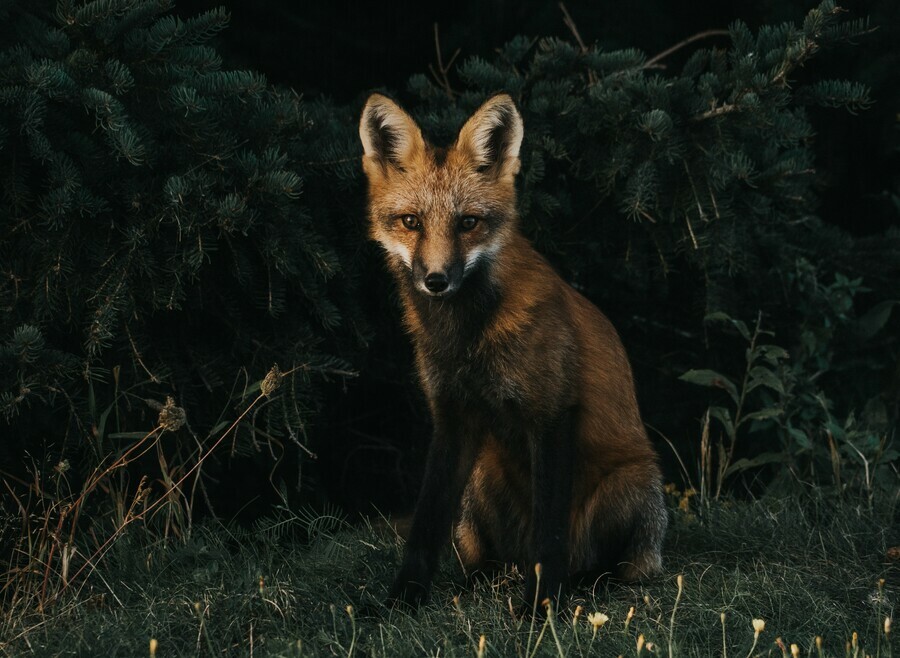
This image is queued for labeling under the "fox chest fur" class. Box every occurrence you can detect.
[400,257,578,427]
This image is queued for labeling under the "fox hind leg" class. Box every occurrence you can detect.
[616,484,667,582]
[454,508,488,572]
[455,440,532,573]
[570,464,667,582]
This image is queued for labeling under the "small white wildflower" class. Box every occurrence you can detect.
[587,611,609,630]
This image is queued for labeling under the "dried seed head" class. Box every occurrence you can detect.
[790,644,800,658]
[815,636,823,649]
[637,634,645,654]
[149,639,158,657]
[534,562,542,577]
[885,617,891,636]
[753,618,766,634]
[158,396,185,431]
[261,364,282,397]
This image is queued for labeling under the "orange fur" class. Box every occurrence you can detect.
[361,93,666,607]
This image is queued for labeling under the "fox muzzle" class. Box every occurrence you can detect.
[413,260,463,298]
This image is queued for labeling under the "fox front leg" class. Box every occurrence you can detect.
[522,407,576,615]
[386,401,476,610]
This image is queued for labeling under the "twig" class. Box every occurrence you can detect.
[646,423,697,494]
[428,23,460,100]
[125,324,160,383]
[301,156,357,167]
[692,102,739,122]
[645,29,729,69]
[682,159,706,248]
[559,3,597,84]
[770,34,819,88]
[282,362,358,379]
[450,537,469,579]
[559,2,587,52]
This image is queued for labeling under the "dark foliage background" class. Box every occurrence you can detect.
[0,0,897,586]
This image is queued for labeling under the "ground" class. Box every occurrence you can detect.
[2,494,897,657]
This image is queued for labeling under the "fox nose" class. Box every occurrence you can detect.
[424,272,449,293]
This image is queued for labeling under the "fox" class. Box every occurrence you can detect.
[358,92,667,611]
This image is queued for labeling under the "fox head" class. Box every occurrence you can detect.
[359,93,523,298]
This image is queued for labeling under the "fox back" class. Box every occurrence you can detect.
[359,93,667,611]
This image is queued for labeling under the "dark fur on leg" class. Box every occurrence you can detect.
[523,408,576,610]
[385,399,479,610]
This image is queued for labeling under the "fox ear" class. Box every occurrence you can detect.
[456,94,523,178]
[359,94,425,174]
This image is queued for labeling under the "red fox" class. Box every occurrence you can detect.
[359,93,667,611]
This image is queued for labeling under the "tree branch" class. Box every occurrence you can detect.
[428,23,460,100]
[559,2,597,84]
[645,29,730,69]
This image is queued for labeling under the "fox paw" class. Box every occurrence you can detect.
[385,577,429,612]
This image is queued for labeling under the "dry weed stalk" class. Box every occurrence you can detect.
[3,365,295,613]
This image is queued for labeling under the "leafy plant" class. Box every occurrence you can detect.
[682,296,898,504]
[680,312,789,501]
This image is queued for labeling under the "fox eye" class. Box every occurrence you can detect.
[459,216,478,231]
[401,215,420,230]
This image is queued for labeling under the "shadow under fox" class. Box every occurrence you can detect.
[359,92,667,610]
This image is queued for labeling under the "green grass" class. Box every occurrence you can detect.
[2,495,897,657]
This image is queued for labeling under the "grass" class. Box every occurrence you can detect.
[1,494,897,657]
